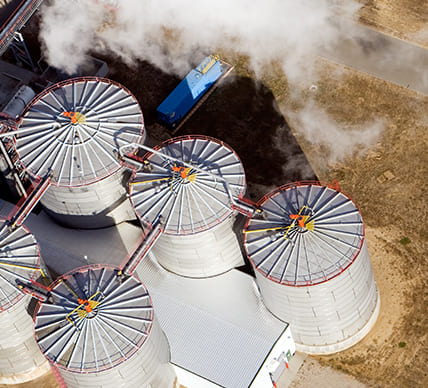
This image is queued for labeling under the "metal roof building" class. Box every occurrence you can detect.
[34,265,176,388]
[137,253,296,388]
[130,135,246,277]
[15,77,145,228]
[244,182,380,354]
[0,217,50,383]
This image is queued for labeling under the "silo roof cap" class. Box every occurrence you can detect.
[244,183,364,286]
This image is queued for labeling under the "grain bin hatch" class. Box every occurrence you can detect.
[0,218,44,310]
[16,77,144,187]
[244,183,364,286]
[130,135,246,236]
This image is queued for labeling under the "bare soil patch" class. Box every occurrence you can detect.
[0,373,57,388]
[289,357,367,388]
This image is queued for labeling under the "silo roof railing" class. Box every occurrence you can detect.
[9,77,144,187]
[124,135,247,235]
[244,182,365,286]
[34,265,154,373]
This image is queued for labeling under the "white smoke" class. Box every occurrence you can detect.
[286,101,384,163]
[39,0,362,80]
[38,0,383,164]
[38,1,104,74]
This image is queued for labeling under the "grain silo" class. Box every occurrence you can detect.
[0,218,50,383]
[244,182,380,354]
[15,77,145,229]
[34,265,176,388]
[129,135,246,278]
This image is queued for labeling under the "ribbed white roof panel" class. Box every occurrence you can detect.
[130,136,246,235]
[244,183,364,286]
[0,218,40,310]
[137,254,289,388]
[34,266,154,373]
[16,77,144,186]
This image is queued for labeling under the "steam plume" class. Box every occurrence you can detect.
[286,102,384,163]
[39,0,361,79]
[38,0,383,164]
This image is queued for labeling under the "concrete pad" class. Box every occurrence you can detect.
[318,24,428,95]
[0,199,143,277]
[287,357,367,388]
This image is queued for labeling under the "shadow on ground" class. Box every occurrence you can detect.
[107,59,317,201]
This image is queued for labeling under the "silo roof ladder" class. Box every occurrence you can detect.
[119,218,163,276]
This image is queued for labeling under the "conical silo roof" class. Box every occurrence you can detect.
[34,265,154,373]
[16,77,144,187]
[244,183,364,286]
[130,135,246,235]
[0,218,42,310]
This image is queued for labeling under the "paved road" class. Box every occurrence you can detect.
[317,24,428,96]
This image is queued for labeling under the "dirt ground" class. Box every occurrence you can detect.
[308,64,427,388]
[289,358,367,388]
[2,1,427,387]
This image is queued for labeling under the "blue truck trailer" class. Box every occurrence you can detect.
[157,55,228,128]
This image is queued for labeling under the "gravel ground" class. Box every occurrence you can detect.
[287,358,368,388]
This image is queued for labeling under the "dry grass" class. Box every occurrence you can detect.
[0,373,57,388]
[358,0,428,49]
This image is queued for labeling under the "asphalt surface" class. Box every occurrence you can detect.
[317,24,428,96]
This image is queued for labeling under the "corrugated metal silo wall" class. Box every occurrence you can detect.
[255,241,380,354]
[0,294,47,376]
[57,318,175,388]
[150,215,244,277]
[41,168,137,228]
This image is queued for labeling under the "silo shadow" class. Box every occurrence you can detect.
[180,75,317,201]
